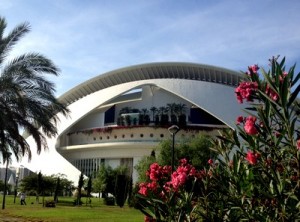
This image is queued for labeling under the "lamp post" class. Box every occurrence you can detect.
[168,125,180,172]
[14,167,20,204]
[2,152,12,210]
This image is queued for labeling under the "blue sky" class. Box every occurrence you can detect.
[2,0,300,96]
[1,0,300,181]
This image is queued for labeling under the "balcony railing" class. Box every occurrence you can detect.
[57,124,226,148]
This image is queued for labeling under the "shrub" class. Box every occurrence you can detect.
[73,199,83,206]
[45,200,56,208]
[104,196,115,206]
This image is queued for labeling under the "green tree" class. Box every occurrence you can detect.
[157,134,214,169]
[93,164,130,201]
[179,134,214,168]
[0,16,69,161]
[51,173,74,197]
[19,172,56,203]
[167,103,178,124]
[76,173,84,205]
[93,164,113,197]
[20,173,73,199]
[158,106,169,125]
[115,174,130,208]
[86,176,92,198]
[53,177,60,203]
[37,171,43,204]
[141,108,150,125]
[0,179,4,191]
[176,103,187,127]
[150,106,158,122]
[85,176,92,205]
[134,151,157,182]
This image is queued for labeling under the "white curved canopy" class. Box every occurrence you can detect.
[59,62,244,105]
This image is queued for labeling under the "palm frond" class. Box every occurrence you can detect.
[0,18,30,65]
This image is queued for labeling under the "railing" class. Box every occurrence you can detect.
[57,125,225,148]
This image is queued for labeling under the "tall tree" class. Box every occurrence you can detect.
[0,16,69,161]
[76,173,84,206]
[167,103,178,124]
[86,176,92,205]
[115,174,130,208]
[53,177,60,203]
[177,103,187,127]
[150,106,158,122]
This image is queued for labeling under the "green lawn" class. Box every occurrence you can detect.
[0,195,144,222]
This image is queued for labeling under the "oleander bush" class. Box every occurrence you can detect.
[135,57,300,221]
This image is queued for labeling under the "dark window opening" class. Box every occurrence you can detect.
[190,107,224,125]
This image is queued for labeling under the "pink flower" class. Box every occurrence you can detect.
[279,71,288,82]
[245,151,257,165]
[163,182,172,193]
[147,181,158,192]
[208,159,213,165]
[171,171,187,190]
[235,81,258,103]
[189,167,197,176]
[247,64,259,75]
[244,116,258,135]
[265,85,278,101]
[149,163,161,181]
[297,140,300,150]
[161,165,172,175]
[138,183,148,196]
[236,116,244,125]
[179,158,188,166]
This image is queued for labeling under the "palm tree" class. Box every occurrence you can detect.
[167,103,177,124]
[150,106,158,122]
[0,17,69,161]
[158,106,169,125]
[119,107,131,115]
[167,103,177,115]
[141,108,150,125]
[177,103,187,127]
[141,108,149,116]
[176,103,187,116]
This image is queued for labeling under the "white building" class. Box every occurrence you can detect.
[27,62,245,182]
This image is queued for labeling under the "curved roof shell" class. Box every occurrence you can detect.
[59,62,244,105]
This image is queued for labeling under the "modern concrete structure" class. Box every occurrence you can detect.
[28,62,246,182]
[0,166,33,185]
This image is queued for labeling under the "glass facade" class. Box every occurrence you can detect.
[71,158,133,178]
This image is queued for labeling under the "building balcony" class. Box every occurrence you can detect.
[56,124,227,149]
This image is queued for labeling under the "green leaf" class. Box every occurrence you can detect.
[261,67,277,92]
[292,73,300,87]
[245,107,258,111]
[287,83,300,107]
[233,130,240,147]
[280,73,289,107]
[279,56,286,68]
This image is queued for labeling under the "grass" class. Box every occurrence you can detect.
[0,195,144,222]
